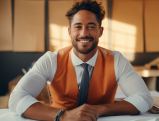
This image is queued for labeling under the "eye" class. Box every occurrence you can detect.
[75,26,81,29]
[88,26,95,29]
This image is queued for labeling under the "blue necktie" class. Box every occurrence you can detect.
[77,63,89,107]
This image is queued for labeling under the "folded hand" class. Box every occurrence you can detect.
[59,104,100,121]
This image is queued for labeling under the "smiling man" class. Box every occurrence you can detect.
[69,10,102,62]
[9,0,153,121]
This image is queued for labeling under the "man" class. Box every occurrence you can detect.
[9,0,153,121]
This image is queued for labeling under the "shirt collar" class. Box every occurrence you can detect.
[71,48,98,67]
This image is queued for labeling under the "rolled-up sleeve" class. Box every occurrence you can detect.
[9,51,57,116]
[114,51,153,113]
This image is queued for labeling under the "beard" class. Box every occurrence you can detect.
[72,36,98,54]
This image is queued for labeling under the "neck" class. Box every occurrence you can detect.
[73,47,97,62]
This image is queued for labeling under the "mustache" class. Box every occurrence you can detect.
[76,36,94,40]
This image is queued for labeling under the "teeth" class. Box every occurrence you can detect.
[80,40,90,42]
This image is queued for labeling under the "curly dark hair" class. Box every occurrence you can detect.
[66,0,105,27]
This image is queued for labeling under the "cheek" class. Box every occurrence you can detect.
[96,31,101,38]
[90,31,99,38]
[71,31,79,39]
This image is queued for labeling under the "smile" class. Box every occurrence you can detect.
[80,40,90,43]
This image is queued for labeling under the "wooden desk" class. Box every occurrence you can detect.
[133,66,159,91]
[133,66,159,77]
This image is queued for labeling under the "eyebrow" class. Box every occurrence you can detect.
[73,22,97,26]
[73,23,82,26]
[88,22,96,26]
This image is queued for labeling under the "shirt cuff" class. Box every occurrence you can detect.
[123,94,150,113]
[16,95,39,116]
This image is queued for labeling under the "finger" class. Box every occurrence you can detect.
[81,115,95,121]
[87,107,97,117]
[80,104,98,119]
[83,110,97,120]
[82,111,97,121]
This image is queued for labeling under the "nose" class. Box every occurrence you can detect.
[80,27,89,37]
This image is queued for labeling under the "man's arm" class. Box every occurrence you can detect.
[99,100,139,116]
[9,51,58,117]
[22,102,59,121]
[21,104,57,121]
[114,51,153,113]
[59,100,139,121]
[8,51,98,121]
[22,102,98,121]
[22,99,139,121]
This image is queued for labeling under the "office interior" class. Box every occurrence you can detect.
[0,0,159,109]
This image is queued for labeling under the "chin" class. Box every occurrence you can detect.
[77,47,95,54]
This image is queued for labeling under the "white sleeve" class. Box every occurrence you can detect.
[113,51,153,113]
[9,51,57,116]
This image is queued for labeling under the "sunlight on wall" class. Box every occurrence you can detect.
[111,20,137,61]
[50,24,71,51]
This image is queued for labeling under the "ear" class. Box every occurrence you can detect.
[99,27,104,37]
[68,27,71,37]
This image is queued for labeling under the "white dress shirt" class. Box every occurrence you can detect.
[9,49,153,116]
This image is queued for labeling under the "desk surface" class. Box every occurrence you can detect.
[1,91,159,121]
[98,113,159,121]
[0,109,159,121]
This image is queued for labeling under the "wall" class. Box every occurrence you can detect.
[0,0,49,95]
[0,0,159,95]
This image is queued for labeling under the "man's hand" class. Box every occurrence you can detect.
[60,104,101,121]
[22,100,139,121]
[59,100,140,121]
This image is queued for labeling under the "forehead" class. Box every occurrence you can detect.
[71,10,98,26]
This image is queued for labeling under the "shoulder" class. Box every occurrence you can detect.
[97,46,124,60]
[112,50,122,57]
[36,51,58,63]
[38,50,58,70]
[58,46,73,55]
[44,51,58,58]
[32,51,58,70]
[112,50,127,63]
[98,46,113,56]
[31,51,59,82]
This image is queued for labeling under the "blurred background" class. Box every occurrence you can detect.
[0,0,159,108]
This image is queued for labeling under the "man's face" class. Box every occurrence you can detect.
[68,10,103,54]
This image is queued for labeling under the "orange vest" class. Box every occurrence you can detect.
[48,46,117,110]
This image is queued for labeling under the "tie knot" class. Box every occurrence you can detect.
[81,63,88,70]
